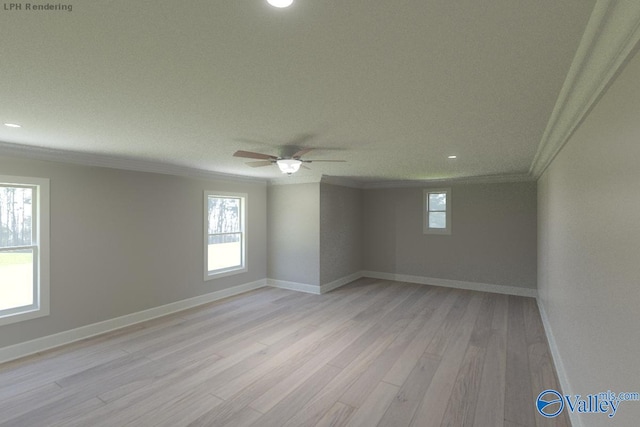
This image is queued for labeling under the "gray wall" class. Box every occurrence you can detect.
[0,156,267,349]
[267,183,320,286]
[319,183,363,284]
[363,182,537,289]
[538,49,640,425]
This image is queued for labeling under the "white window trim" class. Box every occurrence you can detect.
[423,188,452,235]
[204,191,247,281]
[0,175,50,327]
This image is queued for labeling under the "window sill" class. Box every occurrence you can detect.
[205,266,248,281]
[0,306,49,327]
[423,228,452,235]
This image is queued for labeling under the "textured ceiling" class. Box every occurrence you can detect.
[0,0,596,183]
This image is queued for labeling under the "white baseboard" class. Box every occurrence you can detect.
[267,278,321,295]
[1,272,535,365]
[0,279,267,365]
[362,271,538,298]
[537,299,582,427]
[267,271,364,295]
[320,271,364,294]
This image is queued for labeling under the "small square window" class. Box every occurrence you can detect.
[424,188,451,235]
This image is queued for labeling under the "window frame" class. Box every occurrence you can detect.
[203,191,247,281]
[423,188,452,235]
[0,175,50,326]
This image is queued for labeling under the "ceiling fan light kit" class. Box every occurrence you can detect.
[267,0,293,8]
[277,158,302,175]
[233,148,346,176]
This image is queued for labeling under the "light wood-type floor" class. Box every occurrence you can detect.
[0,278,570,426]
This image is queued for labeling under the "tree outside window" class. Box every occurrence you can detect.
[205,192,246,279]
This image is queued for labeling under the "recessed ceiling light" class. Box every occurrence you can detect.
[267,0,293,8]
[4,123,21,128]
[448,155,457,159]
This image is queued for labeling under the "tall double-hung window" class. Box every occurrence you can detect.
[204,192,246,280]
[423,188,451,235]
[0,175,49,326]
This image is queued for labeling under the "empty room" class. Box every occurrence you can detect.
[1,1,639,426]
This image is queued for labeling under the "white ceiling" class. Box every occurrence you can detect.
[0,0,596,184]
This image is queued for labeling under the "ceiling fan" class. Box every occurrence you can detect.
[233,148,346,175]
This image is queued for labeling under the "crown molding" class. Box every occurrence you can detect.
[360,173,534,189]
[530,1,640,178]
[268,174,322,186]
[0,140,536,189]
[0,141,267,185]
[320,175,364,189]
[270,172,533,189]
[268,175,363,188]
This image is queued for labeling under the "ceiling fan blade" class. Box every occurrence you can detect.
[292,147,314,158]
[304,159,347,163]
[233,150,278,160]
[246,160,274,168]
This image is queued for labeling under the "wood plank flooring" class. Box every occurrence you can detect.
[0,278,570,426]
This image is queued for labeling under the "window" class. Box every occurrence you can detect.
[424,188,451,235]
[0,175,49,326]
[204,191,246,279]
